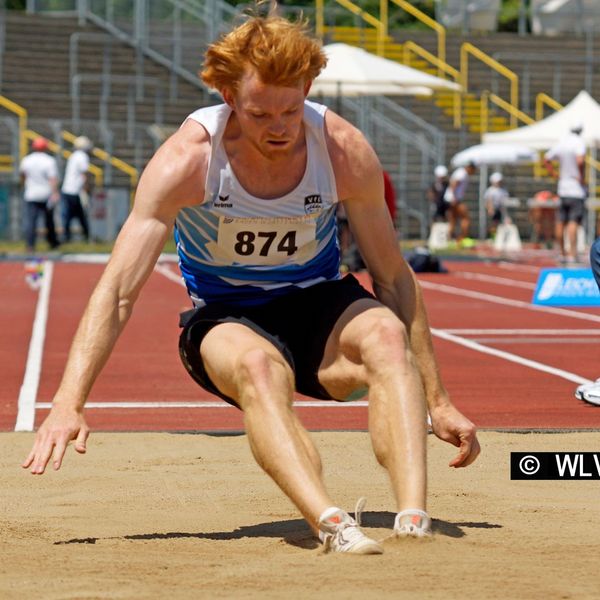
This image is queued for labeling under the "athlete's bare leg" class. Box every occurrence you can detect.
[555,220,566,257]
[565,220,579,260]
[200,323,330,529]
[318,299,428,511]
[447,206,457,240]
[458,204,471,240]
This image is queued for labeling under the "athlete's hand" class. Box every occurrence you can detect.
[429,403,480,468]
[22,405,89,474]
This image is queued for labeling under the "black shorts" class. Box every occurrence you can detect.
[432,200,448,220]
[559,196,585,224]
[178,274,376,408]
[490,208,502,224]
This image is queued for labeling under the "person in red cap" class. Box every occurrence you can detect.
[19,137,60,252]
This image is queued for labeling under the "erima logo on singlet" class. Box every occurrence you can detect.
[304,194,323,214]
[214,194,233,208]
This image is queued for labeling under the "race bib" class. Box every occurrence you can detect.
[208,216,317,266]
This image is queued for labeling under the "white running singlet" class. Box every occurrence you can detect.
[174,101,341,307]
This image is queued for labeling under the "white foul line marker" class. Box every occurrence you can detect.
[431,328,593,385]
[420,280,600,323]
[15,261,53,432]
[34,400,369,409]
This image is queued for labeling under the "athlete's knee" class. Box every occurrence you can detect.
[236,347,294,400]
[358,314,411,370]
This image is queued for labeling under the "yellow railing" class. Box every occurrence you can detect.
[316,0,386,55]
[313,2,569,138]
[388,0,446,71]
[24,129,104,186]
[0,93,136,192]
[480,91,535,135]
[0,155,13,173]
[535,92,563,121]
[460,42,519,128]
[403,40,461,127]
[0,95,28,159]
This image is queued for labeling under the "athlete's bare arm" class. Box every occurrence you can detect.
[325,111,479,468]
[23,120,210,474]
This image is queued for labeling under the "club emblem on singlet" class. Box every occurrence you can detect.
[304,194,323,215]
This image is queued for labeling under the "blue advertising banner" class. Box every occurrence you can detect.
[533,268,600,307]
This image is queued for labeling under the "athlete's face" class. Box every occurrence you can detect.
[225,69,310,157]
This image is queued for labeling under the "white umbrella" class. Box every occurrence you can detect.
[309,43,461,97]
[451,143,538,167]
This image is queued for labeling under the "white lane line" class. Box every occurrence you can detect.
[34,400,369,409]
[420,280,600,323]
[455,271,536,290]
[444,328,600,335]
[15,261,54,432]
[498,262,547,273]
[431,328,593,385]
[155,262,184,285]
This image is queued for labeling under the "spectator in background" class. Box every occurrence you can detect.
[427,165,449,223]
[444,161,476,244]
[61,136,92,243]
[543,122,587,264]
[19,137,60,253]
[575,237,600,404]
[528,190,558,249]
[484,171,510,238]
[382,170,397,225]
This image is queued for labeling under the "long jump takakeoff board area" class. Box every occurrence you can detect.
[3,255,599,433]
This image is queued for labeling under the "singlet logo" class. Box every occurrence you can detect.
[214,193,233,208]
[304,194,323,214]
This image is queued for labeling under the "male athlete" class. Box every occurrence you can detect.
[23,14,480,554]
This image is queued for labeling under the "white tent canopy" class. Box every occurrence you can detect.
[309,43,462,97]
[482,90,600,149]
[451,143,537,167]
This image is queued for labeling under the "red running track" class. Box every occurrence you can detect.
[2,256,600,432]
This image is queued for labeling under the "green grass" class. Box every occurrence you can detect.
[0,239,178,257]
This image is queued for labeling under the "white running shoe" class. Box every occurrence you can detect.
[394,509,432,538]
[575,379,600,406]
[318,498,383,555]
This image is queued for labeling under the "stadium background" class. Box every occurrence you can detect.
[2,2,600,598]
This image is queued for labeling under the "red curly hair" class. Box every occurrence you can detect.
[201,14,326,94]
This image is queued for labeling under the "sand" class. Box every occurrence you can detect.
[2,430,600,599]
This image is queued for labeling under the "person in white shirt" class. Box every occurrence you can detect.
[484,171,510,238]
[427,164,449,223]
[61,136,92,243]
[543,122,587,263]
[19,137,60,252]
[444,161,476,243]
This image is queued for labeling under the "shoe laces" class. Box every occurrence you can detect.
[320,497,368,552]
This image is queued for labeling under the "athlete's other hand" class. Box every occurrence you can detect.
[429,403,480,468]
[22,405,89,474]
